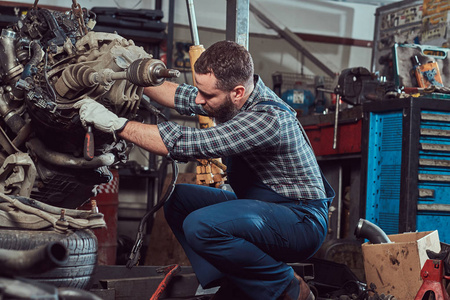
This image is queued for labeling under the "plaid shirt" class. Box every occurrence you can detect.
[157,76,326,200]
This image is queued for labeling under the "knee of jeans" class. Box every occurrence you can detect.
[183,213,212,252]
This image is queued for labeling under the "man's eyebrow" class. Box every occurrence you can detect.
[197,88,215,98]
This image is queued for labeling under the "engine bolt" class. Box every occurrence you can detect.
[55,209,69,233]
[91,199,99,213]
[59,209,66,221]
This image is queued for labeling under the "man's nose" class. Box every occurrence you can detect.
[195,95,205,105]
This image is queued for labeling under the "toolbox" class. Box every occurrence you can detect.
[361,97,450,244]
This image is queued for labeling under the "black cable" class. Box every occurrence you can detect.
[126,158,179,268]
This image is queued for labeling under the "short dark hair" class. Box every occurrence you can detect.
[194,40,254,92]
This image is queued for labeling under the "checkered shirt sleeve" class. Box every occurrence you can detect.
[173,83,208,116]
[157,110,280,161]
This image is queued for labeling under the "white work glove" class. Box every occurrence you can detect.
[74,98,128,134]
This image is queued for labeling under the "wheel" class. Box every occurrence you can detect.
[0,228,98,289]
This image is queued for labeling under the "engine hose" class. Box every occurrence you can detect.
[26,138,115,169]
[0,29,21,79]
[0,241,68,276]
[126,158,179,268]
[5,113,26,135]
[21,41,43,79]
[354,218,391,244]
[3,194,97,219]
[0,192,106,230]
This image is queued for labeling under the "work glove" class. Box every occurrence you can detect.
[74,98,128,134]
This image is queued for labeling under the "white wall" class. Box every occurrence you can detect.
[169,0,376,80]
[2,0,378,81]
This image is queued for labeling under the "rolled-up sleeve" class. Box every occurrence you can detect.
[157,110,280,162]
[174,84,208,116]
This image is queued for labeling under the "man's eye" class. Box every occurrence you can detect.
[201,92,213,100]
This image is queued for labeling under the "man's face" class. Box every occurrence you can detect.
[195,73,239,123]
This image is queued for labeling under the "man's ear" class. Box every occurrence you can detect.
[232,85,246,102]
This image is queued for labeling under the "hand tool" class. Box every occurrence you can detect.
[84,125,94,160]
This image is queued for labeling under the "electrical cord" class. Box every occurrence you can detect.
[126,158,179,268]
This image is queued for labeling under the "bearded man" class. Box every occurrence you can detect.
[77,40,334,300]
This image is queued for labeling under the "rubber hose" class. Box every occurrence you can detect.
[21,41,42,79]
[0,241,68,276]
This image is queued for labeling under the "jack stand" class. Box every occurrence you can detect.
[415,259,450,300]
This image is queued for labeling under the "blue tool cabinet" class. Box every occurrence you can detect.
[361,97,450,243]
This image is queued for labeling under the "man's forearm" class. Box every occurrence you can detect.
[143,81,179,109]
[118,121,169,156]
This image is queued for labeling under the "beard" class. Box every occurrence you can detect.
[205,94,239,124]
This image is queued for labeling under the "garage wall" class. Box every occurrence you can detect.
[171,24,374,89]
[0,0,380,248]
[2,0,377,82]
[169,0,376,80]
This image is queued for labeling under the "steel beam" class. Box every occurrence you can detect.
[249,2,337,78]
[226,0,250,49]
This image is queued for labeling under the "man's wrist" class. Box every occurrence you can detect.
[114,118,129,134]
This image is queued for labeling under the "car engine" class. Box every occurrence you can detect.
[0,1,178,208]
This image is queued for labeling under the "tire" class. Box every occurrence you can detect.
[0,228,98,290]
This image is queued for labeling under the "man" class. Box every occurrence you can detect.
[77,40,334,300]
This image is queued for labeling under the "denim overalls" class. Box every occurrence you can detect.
[163,102,335,300]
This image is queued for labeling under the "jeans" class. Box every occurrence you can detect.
[163,174,334,300]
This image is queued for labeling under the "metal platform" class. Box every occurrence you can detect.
[89,263,315,300]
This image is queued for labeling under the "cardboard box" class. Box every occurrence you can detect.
[361,230,440,299]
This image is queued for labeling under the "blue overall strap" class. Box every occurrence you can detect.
[257,101,295,116]
[256,101,313,148]
[256,100,334,201]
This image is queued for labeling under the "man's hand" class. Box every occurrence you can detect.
[74,98,128,134]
